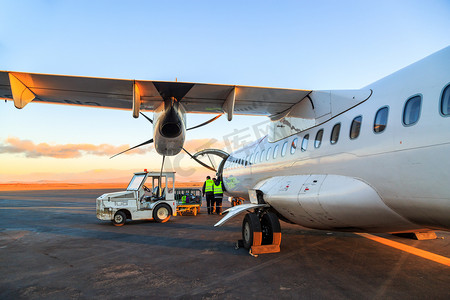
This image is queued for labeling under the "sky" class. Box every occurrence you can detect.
[1,0,450,183]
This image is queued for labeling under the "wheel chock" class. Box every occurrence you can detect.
[393,231,437,240]
[250,232,282,255]
[413,231,437,240]
[250,244,280,255]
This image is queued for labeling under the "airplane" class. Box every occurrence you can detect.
[1,46,449,254]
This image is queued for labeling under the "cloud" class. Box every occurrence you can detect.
[0,137,227,159]
[0,137,150,158]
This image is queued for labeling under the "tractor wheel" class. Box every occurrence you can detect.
[153,204,171,223]
[113,211,126,226]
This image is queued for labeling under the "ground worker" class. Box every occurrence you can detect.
[202,176,215,214]
[213,177,224,215]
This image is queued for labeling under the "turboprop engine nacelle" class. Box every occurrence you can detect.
[153,99,186,156]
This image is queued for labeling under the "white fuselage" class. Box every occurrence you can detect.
[222,47,450,233]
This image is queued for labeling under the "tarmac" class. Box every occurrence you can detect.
[0,189,449,299]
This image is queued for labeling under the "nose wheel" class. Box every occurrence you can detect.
[240,211,281,255]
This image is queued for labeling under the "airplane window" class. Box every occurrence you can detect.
[244,156,249,167]
[281,142,288,157]
[248,154,253,166]
[266,148,272,161]
[290,138,298,154]
[330,123,341,144]
[260,150,265,162]
[254,152,259,164]
[403,95,422,126]
[301,134,309,151]
[315,129,323,148]
[273,144,279,159]
[350,116,362,139]
[441,84,450,116]
[374,106,389,133]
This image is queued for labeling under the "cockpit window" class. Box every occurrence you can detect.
[315,129,323,148]
[260,150,265,162]
[374,106,389,133]
[441,84,450,116]
[403,95,421,126]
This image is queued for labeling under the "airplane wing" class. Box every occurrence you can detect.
[0,71,311,120]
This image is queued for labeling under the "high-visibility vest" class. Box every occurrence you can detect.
[214,181,223,194]
[205,179,214,192]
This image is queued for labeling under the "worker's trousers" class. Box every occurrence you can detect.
[214,197,223,214]
[205,192,214,214]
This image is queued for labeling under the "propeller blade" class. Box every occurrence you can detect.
[182,147,217,172]
[110,138,153,159]
[140,112,153,124]
[186,114,222,131]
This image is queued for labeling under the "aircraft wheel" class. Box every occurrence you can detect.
[153,204,171,223]
[242,213,262,249]
[260,212,281,245]
[113,211,126,226]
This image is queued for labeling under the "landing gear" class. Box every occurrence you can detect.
[261,212,281,245]
[242,213,262,249]
[240,211,281,255]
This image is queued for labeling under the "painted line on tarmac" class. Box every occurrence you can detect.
[356,233,450,267]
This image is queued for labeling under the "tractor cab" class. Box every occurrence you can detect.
[96,171,177,226]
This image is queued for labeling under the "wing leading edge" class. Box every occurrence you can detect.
[0,71,311,120]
